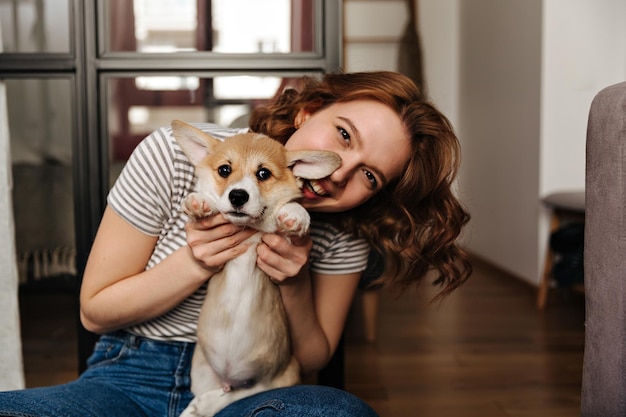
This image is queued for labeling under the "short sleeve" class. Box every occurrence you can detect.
[107,127,181,236]
[309,222,370,275]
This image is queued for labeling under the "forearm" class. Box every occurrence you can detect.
[80,245,211,334]
[279,272,333,374]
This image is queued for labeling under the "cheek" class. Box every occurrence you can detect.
[339,184,371,209]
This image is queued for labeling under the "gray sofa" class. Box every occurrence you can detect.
[582,81,626,416]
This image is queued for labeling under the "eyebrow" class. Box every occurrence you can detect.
[338,116,388,187]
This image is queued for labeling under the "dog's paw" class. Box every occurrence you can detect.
[276,202,310,236]
[180,390,225,417]
[184,192,216,219]
[179,399,202,417]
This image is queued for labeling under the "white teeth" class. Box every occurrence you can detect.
[307,180,328,196]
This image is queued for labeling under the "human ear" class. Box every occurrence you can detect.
[294,109,311,129]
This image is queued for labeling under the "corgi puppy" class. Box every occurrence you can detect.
[171,120,341,417]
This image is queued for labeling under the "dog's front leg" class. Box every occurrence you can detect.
[183,192,217,219]
[180,387,234,417]
[179,388,221,417]
[276,202,310,236]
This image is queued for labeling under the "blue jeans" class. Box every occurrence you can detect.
[0,331,378,417]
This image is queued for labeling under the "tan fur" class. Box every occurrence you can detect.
[171,121,341,417]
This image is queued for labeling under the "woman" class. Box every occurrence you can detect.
[0,71,471,417]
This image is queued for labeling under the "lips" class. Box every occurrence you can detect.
[303,179,330,197]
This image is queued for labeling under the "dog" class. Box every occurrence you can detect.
[171,120,341,417]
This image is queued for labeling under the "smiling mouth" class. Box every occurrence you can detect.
[303,179,330,197]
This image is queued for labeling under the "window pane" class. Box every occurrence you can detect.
[4,78,75,287]
[105,0,316,54]
[0,0,71,53]
[106,74,311,182]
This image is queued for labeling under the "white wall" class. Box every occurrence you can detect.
[540,0,626,196]
[420,0,626,285]
[418,0,459,127]
[458,0,543,283]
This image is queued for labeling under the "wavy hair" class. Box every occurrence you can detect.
[249,71,471,300]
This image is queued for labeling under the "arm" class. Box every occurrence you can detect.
[257,233,361,375]
[283,268,360,375]
[80,206,254,334]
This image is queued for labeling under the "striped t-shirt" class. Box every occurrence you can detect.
[107,123,370,342]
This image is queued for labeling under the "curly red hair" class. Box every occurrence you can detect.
[249,71,471,300]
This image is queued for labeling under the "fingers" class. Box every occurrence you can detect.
[187,217,239,244]
[186,214,256,273]
[257,233,312,283]
[186,212,312,283]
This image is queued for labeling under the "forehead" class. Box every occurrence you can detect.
[207,134,288,175]
[213,134,284,162]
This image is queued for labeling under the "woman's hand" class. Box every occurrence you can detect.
[185,213,257,273]
[80,207,255,334]
[256,233,312,284]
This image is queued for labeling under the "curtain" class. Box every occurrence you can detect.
[0,80,26,390]
[0,14,25,389]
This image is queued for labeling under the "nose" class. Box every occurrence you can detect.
[229,189,249,208]
[330,155,357,187]
[330,169,347,187]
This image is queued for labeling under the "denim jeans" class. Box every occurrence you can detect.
[0,331,379,417]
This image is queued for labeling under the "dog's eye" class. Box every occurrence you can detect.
[257,168,272,181]
[218,165,232,178]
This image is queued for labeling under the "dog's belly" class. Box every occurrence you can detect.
[197,245,291,387]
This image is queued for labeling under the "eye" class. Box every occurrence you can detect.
[257,167,272,181]
[218,165,231,178]
[338,126,351,143]
[364,170,378,190]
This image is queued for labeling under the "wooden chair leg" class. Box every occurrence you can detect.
[537,212,560,310]
[362,290,380,343]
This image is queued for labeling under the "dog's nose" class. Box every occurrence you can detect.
[229,189,249,208]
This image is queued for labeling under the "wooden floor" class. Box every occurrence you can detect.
[19,257,585,417]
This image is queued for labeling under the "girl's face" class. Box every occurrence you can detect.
[286,100,410,212]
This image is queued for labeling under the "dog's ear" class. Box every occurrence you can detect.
[171,120,221,166]
[286,150,341,179]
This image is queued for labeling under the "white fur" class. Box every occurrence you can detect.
[170,121,340,417]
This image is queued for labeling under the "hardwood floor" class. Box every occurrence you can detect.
[19,257,585,417]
